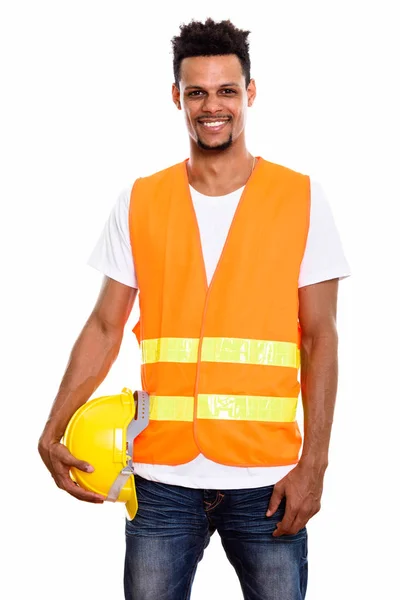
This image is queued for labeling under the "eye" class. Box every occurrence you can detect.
[187,89,237,97]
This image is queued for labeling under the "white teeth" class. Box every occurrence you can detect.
[201,121,227,128]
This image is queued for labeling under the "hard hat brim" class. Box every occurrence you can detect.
[125,483,138,520]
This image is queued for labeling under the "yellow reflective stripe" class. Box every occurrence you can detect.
[147,395,297,422]
[149,395,194,421]
[142,338,199,364]
[197,394,297,422]
[201,337,299,368]
[142,337,299,368]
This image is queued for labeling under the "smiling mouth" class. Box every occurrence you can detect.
[198,119,231,133]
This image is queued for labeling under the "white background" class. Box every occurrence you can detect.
[1,1,399,598]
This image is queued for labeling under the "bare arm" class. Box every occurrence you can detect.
[298,277,338,470]
[266,278,339,535]
[38,276,137,502]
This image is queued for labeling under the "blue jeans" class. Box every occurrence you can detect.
[124,475,308,600]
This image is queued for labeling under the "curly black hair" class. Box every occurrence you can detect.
[171,17,251,89]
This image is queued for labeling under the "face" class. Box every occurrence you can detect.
[172,54,256,152]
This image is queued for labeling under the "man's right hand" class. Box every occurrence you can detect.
[38,440,105,503]
[37,278,137,505]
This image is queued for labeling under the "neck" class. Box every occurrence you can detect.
[186,141,256,197]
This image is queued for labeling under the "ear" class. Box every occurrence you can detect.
[172,83,181,110]
[247,79,257,107]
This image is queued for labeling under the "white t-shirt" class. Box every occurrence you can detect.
[88,175,351,489]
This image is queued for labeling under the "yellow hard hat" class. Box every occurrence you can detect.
[62,387,149,520]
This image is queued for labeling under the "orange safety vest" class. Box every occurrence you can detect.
[128,157,310,467]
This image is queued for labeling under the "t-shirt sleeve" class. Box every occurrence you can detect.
[87,185,138,288]
[298,179,351,288]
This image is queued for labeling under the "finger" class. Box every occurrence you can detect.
[286,514,307,535]
[61,451,95,473]
[61,477,105,503]
[266,484,284,516]
[272,506,297,537]
[53,461,87,487]
[52,444,95,473]
[68,458,95,473]
[54,464,105,503]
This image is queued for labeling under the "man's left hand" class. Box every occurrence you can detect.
[265,461,325,537]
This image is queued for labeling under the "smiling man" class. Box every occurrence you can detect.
[181,56,247,155]
[38,17,351,600]
[175,49,256,194]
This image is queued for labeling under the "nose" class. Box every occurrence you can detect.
[201,92,224,113]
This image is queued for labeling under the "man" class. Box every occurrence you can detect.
[38,17,350,600]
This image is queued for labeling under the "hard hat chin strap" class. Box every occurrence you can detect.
[106,466,134,502]
[105,390,150,503]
